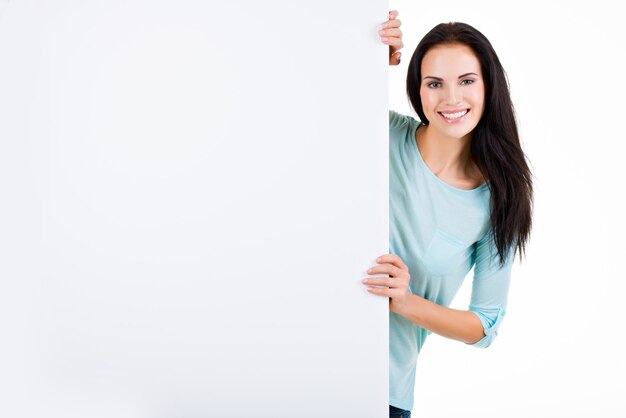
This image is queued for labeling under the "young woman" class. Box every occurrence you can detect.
[371,12,533,418]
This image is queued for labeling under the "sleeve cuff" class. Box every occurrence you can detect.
[465,306,506,348]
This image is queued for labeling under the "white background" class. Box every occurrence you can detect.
[0,1,389,417]
[389,0,626,417]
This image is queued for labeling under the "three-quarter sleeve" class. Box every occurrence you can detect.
[465,230,515,348]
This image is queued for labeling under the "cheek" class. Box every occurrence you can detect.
[419,89,437,115]
[467,90,485,117]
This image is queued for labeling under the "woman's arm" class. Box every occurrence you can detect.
[363,244,513,347]
[391,295,486,344]
[363,254,485,344]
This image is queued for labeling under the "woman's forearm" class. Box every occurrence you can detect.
[392,294,485,344]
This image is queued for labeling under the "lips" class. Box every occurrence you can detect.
[438,109,469,123]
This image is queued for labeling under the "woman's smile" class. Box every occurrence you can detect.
[438,108,470,123]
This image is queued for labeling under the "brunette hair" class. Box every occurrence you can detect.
[407,22,533,265]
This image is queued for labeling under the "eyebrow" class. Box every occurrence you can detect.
[423,72,479,81]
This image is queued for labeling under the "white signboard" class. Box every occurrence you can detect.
[0,1,388,417]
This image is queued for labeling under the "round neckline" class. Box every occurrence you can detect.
[412,122,489,193]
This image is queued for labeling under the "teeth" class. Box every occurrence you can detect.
[441,110,468,119]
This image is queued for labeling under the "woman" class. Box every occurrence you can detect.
[370,12,533,418]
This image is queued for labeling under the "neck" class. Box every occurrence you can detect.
[417,125,474,174]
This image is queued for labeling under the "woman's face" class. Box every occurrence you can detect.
[419,43,485,141]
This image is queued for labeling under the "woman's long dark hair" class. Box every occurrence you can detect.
[407,22,533,266]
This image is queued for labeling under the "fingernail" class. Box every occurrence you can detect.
[376,257,381,263]
[381,37,388,42]
[378,29,385,35]
[381,22,388,28]
[362,279,369,283]
[367,268,373,274]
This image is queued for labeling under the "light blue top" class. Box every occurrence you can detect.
[389,111,514,411]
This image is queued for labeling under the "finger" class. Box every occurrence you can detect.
[381,19,402,29]
[385,38,404,49]
[361,277,409,290]
[376,254,408,271]
[368,263,403,278]
[366,286,391,297]
[379,28,402,38]
[388,10,399,20]
[381,37,403,48]
[361,277,394,287]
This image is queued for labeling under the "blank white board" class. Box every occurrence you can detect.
[0,1,388,417]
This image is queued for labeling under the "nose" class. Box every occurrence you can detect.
[444,85,462,105]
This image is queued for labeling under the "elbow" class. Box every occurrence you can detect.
[465,305,507,349]
[466,329,487,346]
[466,330,497,348]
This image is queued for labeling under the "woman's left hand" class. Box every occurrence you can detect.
[362,254,411,313]
[380,10,403,66]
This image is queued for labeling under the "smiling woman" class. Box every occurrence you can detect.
[371,19,534,417]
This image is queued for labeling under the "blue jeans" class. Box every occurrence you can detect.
[390,405,411,418]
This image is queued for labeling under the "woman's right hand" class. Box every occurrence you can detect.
[379,10,403,65]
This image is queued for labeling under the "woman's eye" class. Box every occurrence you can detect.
[461,79,475,85]
[428,82,441,88]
